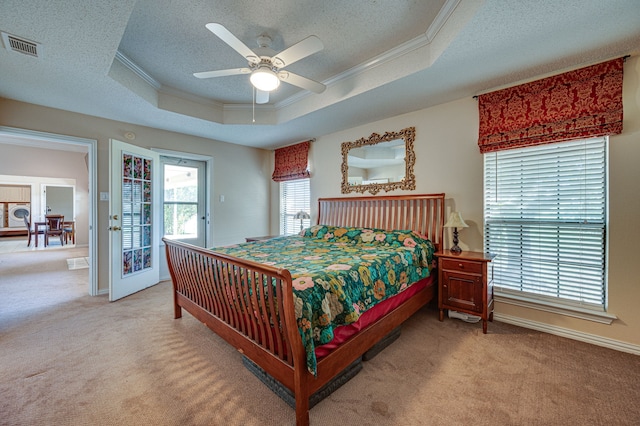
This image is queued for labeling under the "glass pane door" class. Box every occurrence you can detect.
[121,153,153,276]
[161,157,206,247]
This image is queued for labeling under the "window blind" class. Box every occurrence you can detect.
[272,141,311,182]
[484,137,607,307]
[280,178,310,235]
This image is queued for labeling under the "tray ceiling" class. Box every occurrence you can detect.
[0,0,639,149]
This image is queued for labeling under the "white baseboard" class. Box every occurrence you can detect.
[494,313,640,356]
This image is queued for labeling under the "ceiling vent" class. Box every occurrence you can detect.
[1,32,41,57]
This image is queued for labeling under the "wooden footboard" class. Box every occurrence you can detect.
[164,238,315,424]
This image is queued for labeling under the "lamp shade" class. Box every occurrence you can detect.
[444,212,468,228]
[250,66,280,91]
[294,210,310,220]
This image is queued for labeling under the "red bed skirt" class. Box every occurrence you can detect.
[315,274,434,358]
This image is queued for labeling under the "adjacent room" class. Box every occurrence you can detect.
[1,1,639,425]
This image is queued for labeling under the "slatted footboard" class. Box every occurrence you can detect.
[163,240,306,383]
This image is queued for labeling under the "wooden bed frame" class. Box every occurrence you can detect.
[163,193,445,425]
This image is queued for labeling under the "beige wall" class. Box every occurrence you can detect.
[308,56,640,350]
[310,97,484,249]
[0,98,272,293]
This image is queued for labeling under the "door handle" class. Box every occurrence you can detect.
[109,226,121,231]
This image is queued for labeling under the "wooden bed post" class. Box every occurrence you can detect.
[165,243,182,319]
[280,268,312,426]
[294,369,310,426]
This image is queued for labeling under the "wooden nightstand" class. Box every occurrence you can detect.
[435,250,496,333]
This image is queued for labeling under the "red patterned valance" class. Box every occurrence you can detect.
[272,140,311,182]
[478,58,624,153]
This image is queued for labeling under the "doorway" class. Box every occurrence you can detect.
[160,156,207,248]
[44,185,74,219]
[0,126,97,295]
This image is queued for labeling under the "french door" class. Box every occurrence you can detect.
[109,139,160,301]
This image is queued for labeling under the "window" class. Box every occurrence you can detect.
[484,137,607,309]
[161,157,206,247]
[280,179,310,235]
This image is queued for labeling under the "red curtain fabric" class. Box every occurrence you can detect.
[478,58,624,153]
[272,140,311,182]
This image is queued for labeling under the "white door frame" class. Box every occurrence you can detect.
[0,126,98,295]
[151,147,212,247]
[151,148,212,281]
[159,156,208,247]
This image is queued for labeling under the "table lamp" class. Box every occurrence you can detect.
[294,210,310,231]
[444,211,468,253]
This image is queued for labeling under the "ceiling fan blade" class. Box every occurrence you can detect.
[193,68,250,79]
[255,89,269,104]
[278,71,326,94]
[272,35,323,68]
[205,23,259,64]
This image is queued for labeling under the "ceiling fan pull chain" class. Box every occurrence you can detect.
[252,87,256,123]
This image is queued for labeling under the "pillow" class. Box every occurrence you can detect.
[303,225,432,249]
[303,225,436,270]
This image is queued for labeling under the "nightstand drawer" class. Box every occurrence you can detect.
[441,259,483,274]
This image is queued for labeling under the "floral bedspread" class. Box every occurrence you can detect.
[211,225,435,375]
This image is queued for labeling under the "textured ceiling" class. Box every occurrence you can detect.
[0,0,639,149]
[118,0,447,104]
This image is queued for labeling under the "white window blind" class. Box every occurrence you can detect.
[280,179,310,235]
[484,137,607,307]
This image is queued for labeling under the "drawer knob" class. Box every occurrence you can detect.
[458,263,464,268]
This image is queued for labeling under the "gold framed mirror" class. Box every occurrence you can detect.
[341,126,416,195]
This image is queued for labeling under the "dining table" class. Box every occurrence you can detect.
[33,221,75,247]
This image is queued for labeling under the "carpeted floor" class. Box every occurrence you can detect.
[1,248,639,425]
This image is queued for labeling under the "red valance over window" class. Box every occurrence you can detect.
[272,140,311,182]
[478,58,624,153]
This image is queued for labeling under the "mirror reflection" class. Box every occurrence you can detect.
[341,126,416,195]
[347,139,406,185]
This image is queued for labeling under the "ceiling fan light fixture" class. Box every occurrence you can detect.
[250,66,280,92]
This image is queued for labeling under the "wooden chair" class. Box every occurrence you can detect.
[63,221,75,245]
[45,215,65,246]
[23,215,45,247]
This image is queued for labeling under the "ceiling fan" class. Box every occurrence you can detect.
[194,23,326,104]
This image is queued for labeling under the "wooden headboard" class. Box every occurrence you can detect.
[317,193,445,251]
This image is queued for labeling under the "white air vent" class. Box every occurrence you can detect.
[1,32,41,57]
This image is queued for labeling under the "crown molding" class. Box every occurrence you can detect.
[426,0,462,42]
[115,50,161,90]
